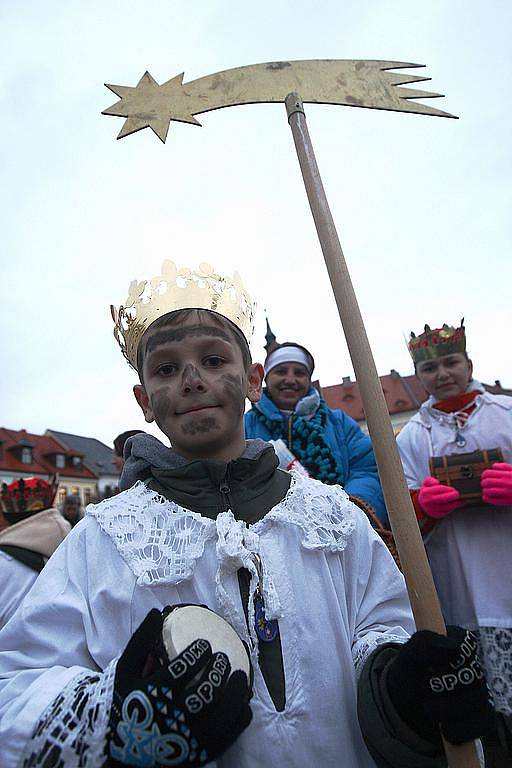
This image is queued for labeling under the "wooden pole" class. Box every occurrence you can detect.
[284,92,480,768]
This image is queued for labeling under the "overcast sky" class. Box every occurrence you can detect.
[1,0,511,447]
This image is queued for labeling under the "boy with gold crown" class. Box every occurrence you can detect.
[0,268,493,767]
[397,320,512,761]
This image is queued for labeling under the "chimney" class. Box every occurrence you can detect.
[342,376,351,385]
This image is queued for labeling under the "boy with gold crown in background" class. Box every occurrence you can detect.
[397,320,512,762]
[0,266,493,767]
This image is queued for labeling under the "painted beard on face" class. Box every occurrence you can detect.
[150,367,246,437]
[133,313,262,461]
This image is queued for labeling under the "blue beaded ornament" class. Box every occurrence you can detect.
[254,592,278,643]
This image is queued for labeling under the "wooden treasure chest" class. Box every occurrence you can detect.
[428,447,503,503]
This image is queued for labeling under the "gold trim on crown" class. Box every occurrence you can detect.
[111,261,256,369]
[408,319,466,364]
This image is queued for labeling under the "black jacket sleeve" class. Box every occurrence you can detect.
[357,645,447,768]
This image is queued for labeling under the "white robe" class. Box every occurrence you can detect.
[397,387,512,714]
[0,473,413,768]
[0,552,39,628]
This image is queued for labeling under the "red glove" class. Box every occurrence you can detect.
[418,477,463,519]
[481,462,512,506]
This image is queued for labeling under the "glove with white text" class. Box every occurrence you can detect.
[108,609,252,767]
[385,626,493,745]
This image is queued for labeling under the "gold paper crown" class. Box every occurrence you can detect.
[111,261,256,370]
[408,319,466,364]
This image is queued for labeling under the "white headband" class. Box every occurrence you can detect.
[264,346,312,376]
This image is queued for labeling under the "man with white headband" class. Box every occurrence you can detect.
[245,341,387,524]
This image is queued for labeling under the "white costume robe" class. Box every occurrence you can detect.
[0,508,71,629]
[0,553,39,628]
[0,474,413,767]
[397,385,512,715]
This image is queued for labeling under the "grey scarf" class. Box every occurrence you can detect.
[120,432,269,491]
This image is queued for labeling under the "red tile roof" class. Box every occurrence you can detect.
[0,428,96,479]
[321,373,429,422]
[321,373,511,422]
[483,381,512,396]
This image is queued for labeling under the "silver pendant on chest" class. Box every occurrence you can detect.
[454,427,467,448]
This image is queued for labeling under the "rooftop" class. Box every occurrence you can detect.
[0,428,96,479]
[321,373,511,421]
[47,430,120,477]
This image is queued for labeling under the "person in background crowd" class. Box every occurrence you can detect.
[112,429,144,472]
[245,341,388,525]
[0,477,70,628]
[61,493,82,527]
[397,320,512,766]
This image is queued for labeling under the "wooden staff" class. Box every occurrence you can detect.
[285,92,480,768]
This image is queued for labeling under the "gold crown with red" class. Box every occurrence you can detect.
[408,319,466,364]
[111,261,256,370]
[0,476,58,520]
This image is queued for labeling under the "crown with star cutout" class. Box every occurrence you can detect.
[408,319,466,364]
[111,261,256,370]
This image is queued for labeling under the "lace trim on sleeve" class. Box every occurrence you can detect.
[352,630,409,678]
[21,659,117,768]
[478,626,512,715]
[87,482,216,586]
[255,472,357,552]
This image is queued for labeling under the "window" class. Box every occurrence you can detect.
[72,456,82,468]
[21,447,32,464]
[55,454,66,469]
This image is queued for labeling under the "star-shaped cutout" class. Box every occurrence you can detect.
[102,71,200,143]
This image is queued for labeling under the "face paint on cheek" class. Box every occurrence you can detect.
[220,373,246,416]
[150,390,174,422]
[181,417,220,435]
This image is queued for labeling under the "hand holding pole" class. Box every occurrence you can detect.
[284,92,480,768]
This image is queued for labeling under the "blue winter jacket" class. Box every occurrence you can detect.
[245,390,388,525]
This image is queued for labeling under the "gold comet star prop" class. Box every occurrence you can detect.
[102,58,480,767]
[102,59,456,142]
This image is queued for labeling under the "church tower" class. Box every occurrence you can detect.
[264,315,279,355]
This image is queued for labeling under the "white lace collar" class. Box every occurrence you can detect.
[87,472,356,590]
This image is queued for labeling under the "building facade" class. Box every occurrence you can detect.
[0,428,97,507]
[46,430,120,499]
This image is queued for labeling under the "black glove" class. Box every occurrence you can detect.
[386,626,494,745]
[108,609,252,767]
